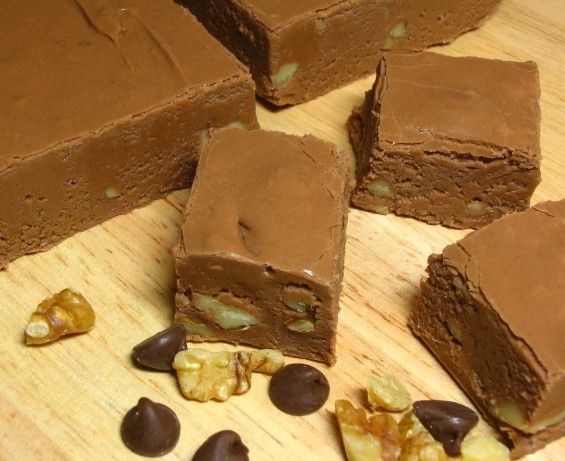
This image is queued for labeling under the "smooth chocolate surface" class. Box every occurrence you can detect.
[174,129,352,364]
[182,0,501,105]
[192,430,249,461]
[121,397,180,457]
[413,400,479,456]
[0,0,258,269]
[350,52,541,228]
[132,324,187,371]
[268,364,330,416]
[410,200,565,457]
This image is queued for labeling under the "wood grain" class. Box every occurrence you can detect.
[0,1,563,459]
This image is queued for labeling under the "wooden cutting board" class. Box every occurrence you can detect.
[0,0,563,459]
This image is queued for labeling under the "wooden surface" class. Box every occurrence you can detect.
[0,1,563,459]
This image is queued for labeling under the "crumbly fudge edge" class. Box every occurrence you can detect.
[409,252,564,456]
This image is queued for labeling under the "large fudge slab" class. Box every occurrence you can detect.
[181,0,501,105]
[0,0,258,269]
[410,200,565,457]
[174,129,352,364]
[349,52,541,229]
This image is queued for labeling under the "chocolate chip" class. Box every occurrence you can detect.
[268,363,330,416]
[121,397,180,457]
[192,430,249,461]
[413,400,479,456]
[132,324,187,371]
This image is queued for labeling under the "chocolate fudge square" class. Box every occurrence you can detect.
[181,0,501,105]
[174,129,353,364]
[411,200,565,457]
[349,52,541,229]
[0,0,258,269]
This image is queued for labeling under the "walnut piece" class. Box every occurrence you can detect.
[399,411,428,441]
[466,200,484,216]
[105,187,120,198]
[176,318,213,339]
[457,436,510,461]
[399,432,449,461]
[25,288,95,345]
[271,62,299,86]
[192,293,258,330]
[173,348,284,402]
[368,180,394,198]
[390,21,407,39]
[367,375,412,412]
[335,400,401,461]
[287,319,315,333]
[398,411,448,461]
[247,349,285,374]
[281,285,318,313]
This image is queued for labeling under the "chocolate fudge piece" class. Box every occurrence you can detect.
[181,0,501,105]
[0,0,258,269]
[173,129,352,364]
[349,52,541,229]
[410,200,565,457]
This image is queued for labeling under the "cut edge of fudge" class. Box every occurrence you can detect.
[0,76,258,271]
[173,129,353,364]
[348,52,541,229]
[183,0,502,105]
[410,200,565,457]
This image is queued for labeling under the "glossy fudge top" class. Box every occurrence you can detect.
[0,0,246,165]
[442,200,565,376]
[181,129,350,285]
[376,53,540,159]
[234,0,344,29]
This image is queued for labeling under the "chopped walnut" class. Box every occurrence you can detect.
[398,411,449,461]
[248,349,285,374]
[192,293,258,330]
[281,285,318,313]
[25,288,95,345]
[335,400,401,461]
[173,348,284,402]
[399,411,428,441]
[287,319,315,333]
[367,375,412,412]
[271,62,299,86]
[458,436,510,461]
[399,432,449,461]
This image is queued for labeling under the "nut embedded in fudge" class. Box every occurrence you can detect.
[410,200,565,457]
[173,129,353,365]
[0,0,258,269]
[181,0,501,105]
[349,52,541,229]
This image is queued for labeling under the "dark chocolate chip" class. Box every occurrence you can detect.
[413,400,479,456]
[192,430,249,461]
[121,397,180,457]
[132,324,187,371]
[268,363,330,416]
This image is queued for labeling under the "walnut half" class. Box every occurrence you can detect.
[173,348,284,402]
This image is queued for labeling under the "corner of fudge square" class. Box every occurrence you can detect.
[173,128,353,365]
[349,52,541,229]
[410,199,565,458]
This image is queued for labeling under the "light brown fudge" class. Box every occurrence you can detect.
[411,200,565,457]
[0,0,258,269]
[182,0,501,105]
[349,52,541,229]
[174,129,353,364]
